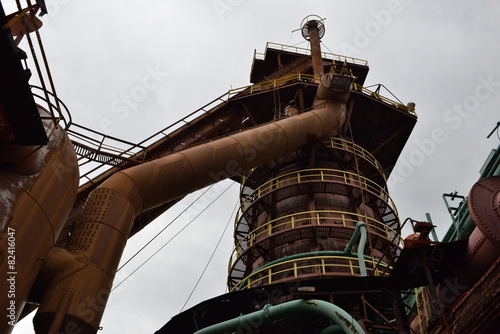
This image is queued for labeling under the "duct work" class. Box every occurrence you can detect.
[32,73,351,333]
[0,111,79,333]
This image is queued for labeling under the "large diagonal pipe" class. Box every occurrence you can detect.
[33,75,350,333]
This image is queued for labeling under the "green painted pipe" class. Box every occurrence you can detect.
[344,222,362,253]
[357,224,367,276]
[442,205,476,242]
[442,223,456,243]
[344,222,367,276]
[194,299,365,334]
[237,223,372,290]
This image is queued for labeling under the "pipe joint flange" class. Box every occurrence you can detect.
[262,304,275,325]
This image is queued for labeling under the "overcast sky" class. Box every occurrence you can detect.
[8,0,500,333]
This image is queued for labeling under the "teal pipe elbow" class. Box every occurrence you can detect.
[345,222,367,276]
[357,223,367,276]
[344,222,362,253]
[194,299,365,334]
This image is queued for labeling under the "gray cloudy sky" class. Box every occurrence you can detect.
[9,0,500,333]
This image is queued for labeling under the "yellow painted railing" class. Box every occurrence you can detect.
[238,168,398,218]
[352,83,417,117]
[414,287,431,334]
[227,73,317,99]
[255,42,370,66]
[241,136,387,187]
[31,86,73,138]
[230,210,403,270]
[224,72,415,117]
[325,137,386,180]
[232,254,391,291]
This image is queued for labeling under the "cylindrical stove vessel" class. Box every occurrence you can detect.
[228,136,403,291]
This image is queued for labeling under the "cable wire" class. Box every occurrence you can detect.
[180,195,239,312]
[291,40,308,48]
[116,184,216,272]
[111,181,236,292]
[320,40,335,55]
[285,29,295,46]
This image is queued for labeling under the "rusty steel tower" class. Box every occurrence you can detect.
[228,17,402,292]
[158,16,418,334]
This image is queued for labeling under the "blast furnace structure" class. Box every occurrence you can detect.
[1,3,499,334]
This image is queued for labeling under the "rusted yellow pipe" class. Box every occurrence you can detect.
[34,75,349,333]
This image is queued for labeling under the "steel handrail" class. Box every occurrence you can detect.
[352,83,417,117]
[229,210,403,270]
[227,73,318,98]
[326,137,387,180]
[241,136,387,187]
[31,86,72,130]
[238,168,398,218]
[232,254,391,291]
[262,42,369,66]
[67,73,415,188]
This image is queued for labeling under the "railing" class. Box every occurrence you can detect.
[325,137,386,180]
[31,86,72,136]
[229,210,403,271]
[241,136,385,183]
[237,168,398,219]
[231,254,391,291]
[68,123,148,183]
[47,69,412,186]
[414,287,431,334]
[239,136,387,194]
[255,42,369,67]
[71,90,230,186]
[352,83,417,117]
[227,73,317,99]
[226,73,416,117]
